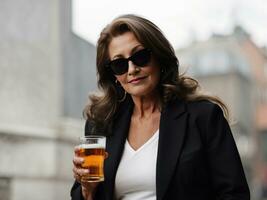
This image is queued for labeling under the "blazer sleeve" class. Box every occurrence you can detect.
[70,120,91,200]
[71,181,85,200]
[202,104,250,200]
[70,119,108,200]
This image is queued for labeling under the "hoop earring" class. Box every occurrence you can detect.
[118,90,127,102]
[115,79,127,102]
[115,79,120,85]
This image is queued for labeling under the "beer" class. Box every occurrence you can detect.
[78,145,105,182]
[78,136,106,182]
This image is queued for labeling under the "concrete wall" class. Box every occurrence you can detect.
[63,33,97,119]
[59,0,97,119]
[0,0,97,199]
[0,0,62,129]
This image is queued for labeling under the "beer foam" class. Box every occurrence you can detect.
[79,143,105,149]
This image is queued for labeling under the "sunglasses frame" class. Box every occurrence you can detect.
[106,48,152,75]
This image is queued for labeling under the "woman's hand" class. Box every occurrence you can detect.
[72,146,99,200]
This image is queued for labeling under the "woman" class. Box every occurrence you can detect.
[71,14,250,200]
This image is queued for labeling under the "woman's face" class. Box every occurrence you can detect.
[108,32,161,98]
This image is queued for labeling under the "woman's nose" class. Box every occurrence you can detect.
[128,61,140,75]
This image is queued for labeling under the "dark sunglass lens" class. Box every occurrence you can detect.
[108,49,151,75]
[131,49,151,66]
[110,59,128,75]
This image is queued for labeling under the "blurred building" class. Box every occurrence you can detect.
[0,0,97,199]
[176,26,267,199]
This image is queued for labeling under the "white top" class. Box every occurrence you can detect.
[115,130,159,200]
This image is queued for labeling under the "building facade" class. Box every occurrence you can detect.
[176,26,267,199]
[0,0,97,199]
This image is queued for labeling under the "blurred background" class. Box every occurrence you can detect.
[0,0,266,199]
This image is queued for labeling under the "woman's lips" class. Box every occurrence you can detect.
[128,76,147,84]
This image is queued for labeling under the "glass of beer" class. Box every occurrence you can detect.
[78,136,106,182]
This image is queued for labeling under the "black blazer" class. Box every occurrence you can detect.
[71,98,250,200]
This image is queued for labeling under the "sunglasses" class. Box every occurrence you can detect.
[107,48,152,75]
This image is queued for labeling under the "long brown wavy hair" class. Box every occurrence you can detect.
[84,14,229,134]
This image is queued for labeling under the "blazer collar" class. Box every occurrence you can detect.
[156,99,188,200]
[103,98,134,200]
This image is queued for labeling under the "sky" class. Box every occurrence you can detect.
[72,0,267,49]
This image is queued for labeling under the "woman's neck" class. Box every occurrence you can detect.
[131,93,161,118]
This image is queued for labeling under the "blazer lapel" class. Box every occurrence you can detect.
[103,100,133,200]
[156,99,188,200]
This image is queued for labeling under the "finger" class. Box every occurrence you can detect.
[72,167,81,182]
[73,166,89,175]
[74,145,81,155]
[73,156,84,166]
[72,166,79,176]
[73,173,81,183]
[73,167,90,183]
[77,168,90,177]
